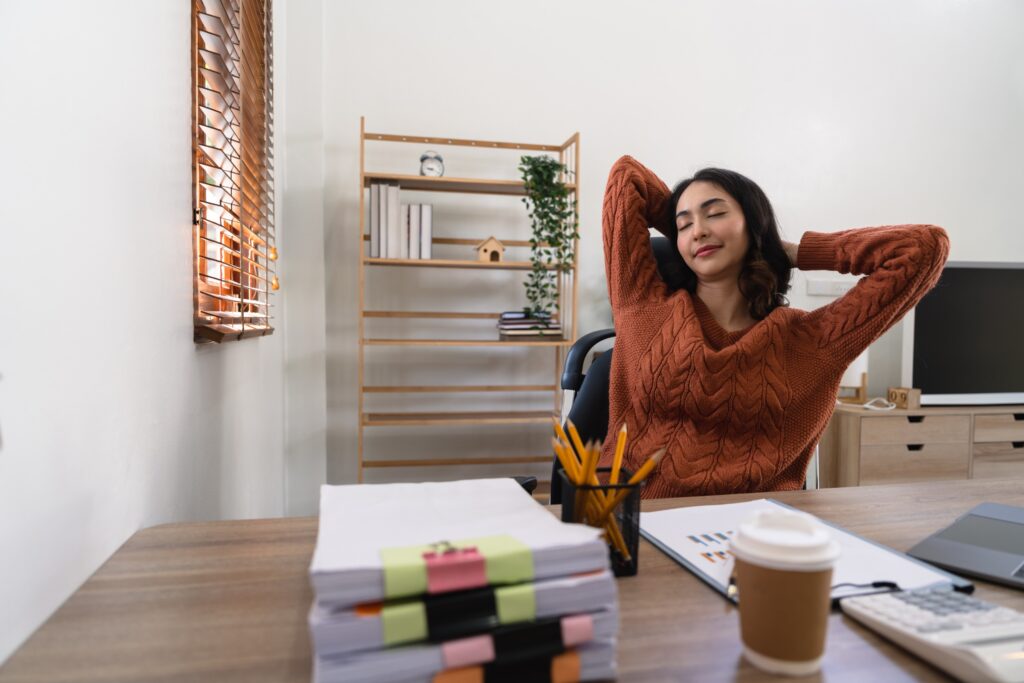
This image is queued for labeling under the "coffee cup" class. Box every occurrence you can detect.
[728,509,840,676]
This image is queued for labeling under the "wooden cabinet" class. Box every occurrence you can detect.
[819,404,1024,487]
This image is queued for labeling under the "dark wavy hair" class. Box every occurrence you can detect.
[660,168,791,320]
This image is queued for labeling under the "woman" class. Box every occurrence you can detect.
[599,156,949,498]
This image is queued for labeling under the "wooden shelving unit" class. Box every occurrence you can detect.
[357,117,580,481]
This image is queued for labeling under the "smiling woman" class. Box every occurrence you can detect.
[597,155,949,499]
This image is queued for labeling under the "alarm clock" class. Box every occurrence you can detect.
[419,150,444,177]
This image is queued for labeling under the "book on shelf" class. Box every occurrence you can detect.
[400,203,411,259]
[500,329,564,339]
[367,182,433,261]
[498,321,562,330]
[385,185,400,259]
[409,203,421,260]
[369,183,380,258]
[499,310,553,322]
[420,204,432,259]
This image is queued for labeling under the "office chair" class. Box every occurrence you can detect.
[550,236,687,503]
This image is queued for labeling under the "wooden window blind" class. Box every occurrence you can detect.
[192,0,277,343]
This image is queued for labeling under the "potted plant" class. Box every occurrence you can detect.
[518,155,579,322]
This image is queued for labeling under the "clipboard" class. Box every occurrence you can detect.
[639,498,973,608]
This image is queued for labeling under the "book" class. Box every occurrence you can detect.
[385,185,400,258]
[640,498,974,606]
[309,479,609,607]
[399,202,410,260]
[379,183,388,258]
[409,204,421,260]
[498,321,561,330]
[499,331,565,339]
[309,569,616,657]
[369,183,380,258]
[420,204,432,259]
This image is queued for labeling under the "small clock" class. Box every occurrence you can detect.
[419,150,444,177]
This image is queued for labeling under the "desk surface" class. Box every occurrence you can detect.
[3,479,1024,682]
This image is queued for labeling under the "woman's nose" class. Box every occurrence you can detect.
[692,218,710,239]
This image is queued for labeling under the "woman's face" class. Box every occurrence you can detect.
[674,181,750,283]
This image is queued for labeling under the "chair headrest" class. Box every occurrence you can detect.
[650,236,688,292]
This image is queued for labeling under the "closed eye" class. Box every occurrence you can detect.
[679,211,725,230]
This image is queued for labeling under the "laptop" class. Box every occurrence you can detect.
[908,503,1024,590]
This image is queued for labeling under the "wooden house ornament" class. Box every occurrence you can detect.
[475,236,505,263]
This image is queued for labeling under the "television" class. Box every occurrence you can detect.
[901,262,1024,406]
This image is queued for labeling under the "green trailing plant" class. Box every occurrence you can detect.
[518,155,579,319]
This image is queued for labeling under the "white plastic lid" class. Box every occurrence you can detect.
[728,509,840,572]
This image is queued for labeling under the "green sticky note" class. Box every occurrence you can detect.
[380,545,429,598]
[380,600,427,646]
[475,535,534,585]
[495,583,536,624]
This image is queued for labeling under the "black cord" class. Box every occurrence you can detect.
[832,581,900,591]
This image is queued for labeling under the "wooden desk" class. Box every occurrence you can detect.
[3,479,1024,682]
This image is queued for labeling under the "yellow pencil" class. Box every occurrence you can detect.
[610,423,627,485]
[600,448,666,517]
[626,447,664,486]
[553,420,584,474]
[551,437,580,482]
[565,420,590,467]
[553,438,631,558]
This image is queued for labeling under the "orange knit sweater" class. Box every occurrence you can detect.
[598,156,950,499]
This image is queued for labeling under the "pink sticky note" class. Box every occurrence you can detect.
[560,614,594,647]
[423,546,487,594]
[441,634,495,669]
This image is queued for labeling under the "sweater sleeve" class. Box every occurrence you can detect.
[602,155,673,310]
[796,224,950,365]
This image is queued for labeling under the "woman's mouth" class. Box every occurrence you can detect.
[695,245,722,258]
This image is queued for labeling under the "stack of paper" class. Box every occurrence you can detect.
[308,478,620,683]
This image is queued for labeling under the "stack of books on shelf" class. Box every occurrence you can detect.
[369,182,433,260]
[497,311,563,341]
[308,478,620,683]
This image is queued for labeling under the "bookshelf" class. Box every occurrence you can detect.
[357,117,580,483]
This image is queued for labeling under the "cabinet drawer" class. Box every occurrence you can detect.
[974,413,1024,443]
[859,443,969,485]
[860,415,970,446]
[972,442,1024,480]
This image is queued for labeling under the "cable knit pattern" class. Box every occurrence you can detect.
[598,156,950,499]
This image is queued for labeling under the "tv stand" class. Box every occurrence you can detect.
[819,403,1024,487]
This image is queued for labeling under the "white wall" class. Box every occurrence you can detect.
[320,0,1024,483]
[0,0,327,661]
[279,0,328,514]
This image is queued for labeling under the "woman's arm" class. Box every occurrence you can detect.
[794,225,950,366]
[602,155,673,311]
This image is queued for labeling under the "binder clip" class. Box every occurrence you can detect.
[423,541,487,594]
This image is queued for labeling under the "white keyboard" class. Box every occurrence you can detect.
[840,588,1024,683]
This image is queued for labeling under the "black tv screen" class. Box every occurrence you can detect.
[906,263,1024,405]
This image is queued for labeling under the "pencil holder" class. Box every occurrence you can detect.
[559,467,641,577]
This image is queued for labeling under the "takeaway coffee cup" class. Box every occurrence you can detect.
[728,510,841,676]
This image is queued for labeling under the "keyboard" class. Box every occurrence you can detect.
[840,588,1024,683]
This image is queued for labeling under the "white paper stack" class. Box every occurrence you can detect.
[308,478,620,683]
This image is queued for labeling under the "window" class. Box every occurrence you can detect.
[192,0,276,342]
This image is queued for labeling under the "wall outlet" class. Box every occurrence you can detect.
[806,278,856,296]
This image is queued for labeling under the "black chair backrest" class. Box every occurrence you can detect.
[650,235,688,292]
[551,236,687,502]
